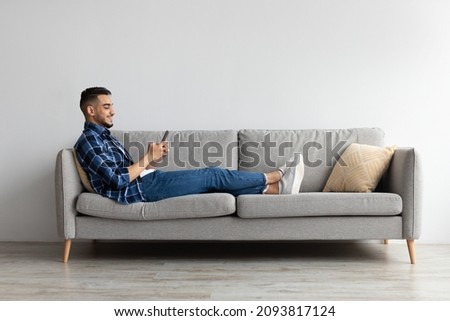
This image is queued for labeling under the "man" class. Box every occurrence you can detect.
[74,87,304,204]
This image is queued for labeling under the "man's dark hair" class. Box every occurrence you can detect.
[80,87,111,112]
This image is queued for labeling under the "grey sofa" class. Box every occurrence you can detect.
[55,128,422,263]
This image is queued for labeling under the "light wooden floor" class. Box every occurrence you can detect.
[1,241,449,300]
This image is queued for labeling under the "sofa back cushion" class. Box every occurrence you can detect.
[238,128,385,192]
[111,130,239,171]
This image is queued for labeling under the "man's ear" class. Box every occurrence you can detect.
[87,105,95,116]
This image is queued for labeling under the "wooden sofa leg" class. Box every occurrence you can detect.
[63,239,72,263]
[407,239,416,264]
[384,240,389,245]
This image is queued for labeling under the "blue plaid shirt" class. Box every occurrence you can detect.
[74,122,144,204]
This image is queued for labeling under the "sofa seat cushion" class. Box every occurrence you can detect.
[76,193,236,221]
[237,192,402,218]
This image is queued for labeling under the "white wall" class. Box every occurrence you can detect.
[1,0,449,243]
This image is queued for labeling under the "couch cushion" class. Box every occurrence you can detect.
[76,193,236,221]
[72,150,95,193]
[238,128,385,192]
[237,192,402,218]
[323,143,396,192]
[111,129,239,171]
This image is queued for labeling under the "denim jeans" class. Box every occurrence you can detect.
[141,167,267,202]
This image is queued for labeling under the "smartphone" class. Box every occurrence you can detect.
[160,130,169,142]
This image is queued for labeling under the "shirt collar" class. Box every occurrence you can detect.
[84,121,110,136]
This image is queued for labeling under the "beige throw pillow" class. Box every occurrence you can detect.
[72,150,95,193]
[323,143,396,192]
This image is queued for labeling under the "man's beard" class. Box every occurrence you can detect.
[102,118,114,128]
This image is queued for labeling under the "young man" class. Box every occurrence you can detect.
[74,87,304,204]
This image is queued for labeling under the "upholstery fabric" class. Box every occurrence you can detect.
[237,192,402,218]
[55,149,83,239]
[238,128,385,192]
[111,129,239,171]
[76,215,403,240]
[76,192,236,221]
[378,147,422,239]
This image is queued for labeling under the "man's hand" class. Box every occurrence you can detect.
[127,141,169,182]
[146,141,169,169]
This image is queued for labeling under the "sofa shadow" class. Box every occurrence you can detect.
[73,240,388,263]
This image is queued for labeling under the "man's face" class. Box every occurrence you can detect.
[89,94,115,128]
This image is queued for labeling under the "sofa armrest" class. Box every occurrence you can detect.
[379,147,422,239]
[55,149,83,239]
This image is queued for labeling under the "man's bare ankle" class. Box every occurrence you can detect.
[266,170,283,185]
[264,182,280,194]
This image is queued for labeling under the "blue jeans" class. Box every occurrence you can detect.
[141,167,267,202]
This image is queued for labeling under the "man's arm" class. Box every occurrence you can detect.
[76,133,168,188]
[127,141,168,182]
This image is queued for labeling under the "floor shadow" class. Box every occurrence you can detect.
[81,240,385,262]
